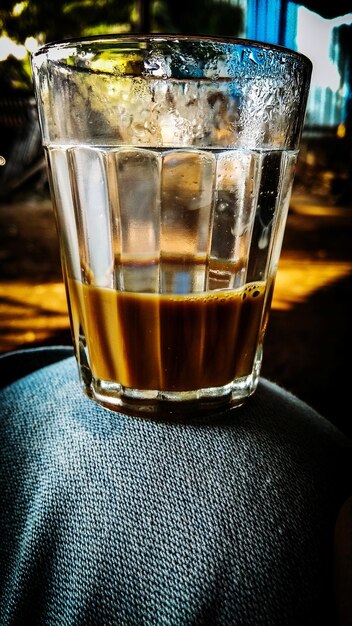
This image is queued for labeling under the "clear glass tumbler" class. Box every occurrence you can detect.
[31,35,311,417]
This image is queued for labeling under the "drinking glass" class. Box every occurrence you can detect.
[31,35,311,417]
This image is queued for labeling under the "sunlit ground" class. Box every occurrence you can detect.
[1,256,351,353]
[273,258,352,310]
[0,282,68,352]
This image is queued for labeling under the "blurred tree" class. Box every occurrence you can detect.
[0,55,32,90]
[1,0,243,42]
[1,0,134,44]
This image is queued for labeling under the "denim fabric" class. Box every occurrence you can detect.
[0,347,351,626]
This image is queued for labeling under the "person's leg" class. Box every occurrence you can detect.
[0,348,351,626]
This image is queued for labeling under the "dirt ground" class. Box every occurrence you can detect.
[0,186,352,439]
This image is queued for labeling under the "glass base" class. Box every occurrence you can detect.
[79,369,261,420]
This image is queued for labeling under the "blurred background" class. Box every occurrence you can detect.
[0,0,351,436]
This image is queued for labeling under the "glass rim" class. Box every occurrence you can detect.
[31,33,312,71]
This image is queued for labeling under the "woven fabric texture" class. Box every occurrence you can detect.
[0,347,351,625]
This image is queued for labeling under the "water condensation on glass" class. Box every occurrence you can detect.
[32,37,311,151]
